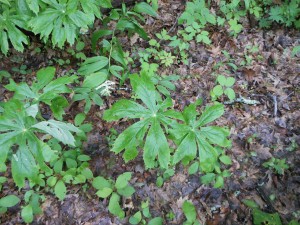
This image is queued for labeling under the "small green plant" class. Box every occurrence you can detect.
[263,157,289,175]
[0,195,20,215]
[178,22,211,45]
[182,200,201,225]
[103,72,181,169]
[129,200,163,225]
[5,67,77,120]
[92,172,135,219]
[21,191,44,223]
[211,75,236,101]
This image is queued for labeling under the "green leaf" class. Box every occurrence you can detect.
[78,56,109,76]
[92,176,112,190]
[148,217,163,225]
[96,187,113,198]
[188,162,199,175]
[213,85,223,96]
[21,204,33,223]
[117,185,135,197]
[200,126,230,147]
[32,120,80,146]
[54,180,67,200]
[134,2,157,17]
[242,199,259,209]
[196,104,224,127]
[182,200,196,222]
[214,175,224,188]
[0,195,20,208]
[253,208,282,225]
[47,176,57,187]
[200,173,215,184]
[219,155,232,165]
[130,73,157,112]
[108,193,125,218]
[75,113,86,126]
[224,77,235,87]
[129,211,142,225]
[224,88,235,100]
[82,72,107,88]
[115,172,132,190]
[50,96,69,120]
[144,119,170,169]
[173,132,197,164]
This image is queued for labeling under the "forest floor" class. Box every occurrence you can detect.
[1,0,300,224]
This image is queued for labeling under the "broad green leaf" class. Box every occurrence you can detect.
[91,29,113,51]
[130,73,157,112]
[196,104,224,127]
[224,88,235,100]
[200,173,215,184]
[82,72,107,88]
[144,119,170,169]
[214,175,224,188]
[103,99,149,121]
[173,132,197,164]
[74,113,86,126]
[219,155,232,165]
[224,77,235,87]
[188,162,199,175]
[115,172,132,190]
[213,85,223,96]
[217,75,226,85]
[108,193,124,218]
[200,126,230,147]
[96,187,113,198]
[0,195,20,208]
[35,67,56,90]
[47,176,57,187]
[78,56,109,76]
[129,211,142,225]
[242,199,259,209]
[182,200,196,222]
[111,119,149,154]
[148,217,163,225]
[54,180,66,200]
[32,120,80,146]
[50,96,69,120]
[117,185,135,197]
[134,2,157,17]
[253,208,282,225]
[21,204,33,223]
[92,176,112,190]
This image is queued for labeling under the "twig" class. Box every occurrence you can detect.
[273,95,278,117]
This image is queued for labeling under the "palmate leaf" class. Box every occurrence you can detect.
[0,8,29,55]
[32,120,81,146]
[0,99,80,187]
[29,0,95,47]
[171,103,230,170]
[103,74,179,169]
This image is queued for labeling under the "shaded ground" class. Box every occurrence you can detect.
[0,0,299,224]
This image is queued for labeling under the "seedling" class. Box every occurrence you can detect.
[211,75,236,101]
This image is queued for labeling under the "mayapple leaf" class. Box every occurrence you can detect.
[32,120,81,146]
[196,104,224,127]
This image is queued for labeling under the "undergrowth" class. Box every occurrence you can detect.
[0,0,299,224]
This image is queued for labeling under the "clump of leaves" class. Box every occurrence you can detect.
[129,200,163,225]
[92,172,135,219]
[0,99,81,188]
[211,75,236,101]
[103,72,181,169]
[21,191,44,223]
[169,101,231,170]
[262,157,289,175]
[5,67,77,120]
